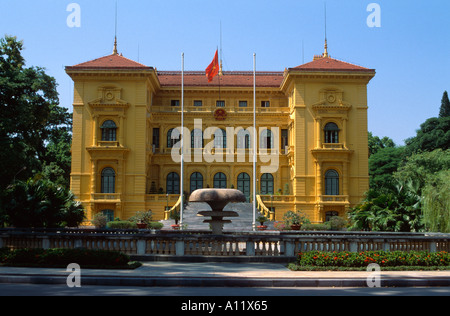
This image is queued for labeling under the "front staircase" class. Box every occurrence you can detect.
[160,202,274,231]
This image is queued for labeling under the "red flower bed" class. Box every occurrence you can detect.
[296,250,450,268]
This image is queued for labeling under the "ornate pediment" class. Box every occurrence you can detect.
[88,86,130,111]
[312,87,352,112]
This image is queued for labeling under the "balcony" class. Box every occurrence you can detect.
[97,141,120,147]
[311,143,353,159]
[150,147,290,156]
[322,143,345,150]
[91,193,121,202]
[319,195,349,205]
[145,194,181,203]
[259,195,296,203]
[86,142,129,158]
[150,105,290,115]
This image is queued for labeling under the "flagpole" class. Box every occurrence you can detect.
[180,52,184,230]
[252,53,257,232]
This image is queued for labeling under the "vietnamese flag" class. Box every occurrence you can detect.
[205,49,219,82]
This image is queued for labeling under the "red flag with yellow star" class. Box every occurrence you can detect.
[205,49,219,82]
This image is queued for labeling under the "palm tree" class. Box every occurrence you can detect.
[348,180,423,232]
[3,178,85,228]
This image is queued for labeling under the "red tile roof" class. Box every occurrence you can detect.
[66,53,152,70]
[290,57,374,72]
[157,71,284,88]
[67,54,373,87]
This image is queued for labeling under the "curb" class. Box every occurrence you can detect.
[1,274,450,288]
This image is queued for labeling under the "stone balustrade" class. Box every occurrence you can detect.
[0,229,448,261]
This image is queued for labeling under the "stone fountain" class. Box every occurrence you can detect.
[189,189,246,234]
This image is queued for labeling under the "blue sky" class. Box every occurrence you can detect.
[1,0,449,145]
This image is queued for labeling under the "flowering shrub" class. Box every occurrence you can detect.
[296,251,450,268]
[273,221,288,231]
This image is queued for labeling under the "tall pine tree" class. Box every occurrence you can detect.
[439,91,450,118]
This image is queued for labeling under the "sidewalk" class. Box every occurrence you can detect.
[0,262,450,288]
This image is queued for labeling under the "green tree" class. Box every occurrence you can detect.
[404,117,450,156]
[368,132,396,156]
[41,125,72,188]
[369,146,405,190]
[394,149,450,195]
[393,149,450,232]
[348,180,423,232]
[0,35,71,190]
[422,170,450,233]
[2,178,85,228]
[439,90,450,118]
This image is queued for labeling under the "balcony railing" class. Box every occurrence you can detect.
[150,105,290,114]
[97,141,120,147]
[322,143,344,149]
[0,229,448,260]
[146,194,181,201]
[151,148,288,156]
[91,193,121,202]
[319,195,349,204]
[259,195,296,203]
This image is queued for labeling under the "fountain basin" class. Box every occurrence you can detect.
[189,189,246,234]
[189,189,247,210]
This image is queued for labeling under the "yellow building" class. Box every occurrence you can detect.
[66,45,375,224]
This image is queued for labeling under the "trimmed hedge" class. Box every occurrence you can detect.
[300,224,331,231]
[0,248,141,269]
[149,222,164,230]
[294,250,450,268]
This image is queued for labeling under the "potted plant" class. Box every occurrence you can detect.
[149,222,164,231]
[170,209,180,230]
[129,210,153,229]
[256,215,269,231]
[136,222,147,229]
[288,212,301,230]
[283,210,309,231]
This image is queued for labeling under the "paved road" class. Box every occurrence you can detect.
[0,283,449,297]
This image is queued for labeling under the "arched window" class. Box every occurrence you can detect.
[237,129,251,149]
[101,168,116,193]
[325,170,340,195]
[214,129,227,148]
[167,128,181,148]
[101,120,117,141]
[260,173,274,195]
[237,173,251,202]
[190,172,203,193]
[191,129,203,149]
[166,172,180,194]
[213,172,227,189]
[101,209,115,223]
[324,123,340,144]
[260,129,273,149]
